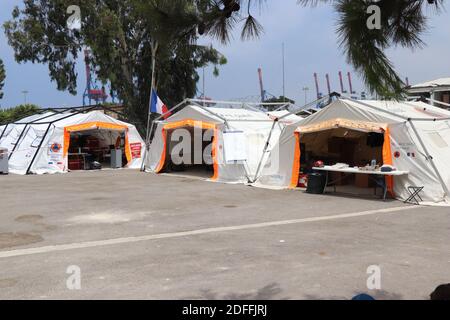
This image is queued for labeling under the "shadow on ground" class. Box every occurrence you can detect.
[183,283,289,300]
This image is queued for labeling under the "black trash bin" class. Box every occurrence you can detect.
[306,173,326,194]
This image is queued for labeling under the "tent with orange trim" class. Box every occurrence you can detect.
[254,98,450,204]
[0,110,144,175]
[144,104,302,183]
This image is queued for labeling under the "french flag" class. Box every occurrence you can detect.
[150,90,171,119]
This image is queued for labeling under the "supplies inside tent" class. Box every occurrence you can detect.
[254,98,450,204]
[0,110,145,175]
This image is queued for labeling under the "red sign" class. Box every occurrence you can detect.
[130,143,142,159]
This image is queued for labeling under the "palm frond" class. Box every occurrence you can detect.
[241,15,264,40]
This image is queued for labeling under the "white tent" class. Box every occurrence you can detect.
[144,104,302,183]
[0,110,145,175]
[255,98,450,204]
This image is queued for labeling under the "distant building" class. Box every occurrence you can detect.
[407,78,450,108]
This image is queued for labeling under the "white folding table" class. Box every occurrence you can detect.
[312,166,409,200]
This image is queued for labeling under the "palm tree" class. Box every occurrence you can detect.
[202,0,445,97]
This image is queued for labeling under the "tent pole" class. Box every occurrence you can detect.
[25,123,52,175]
[140,120,157,172]
[408,120,449,198]
[189,101,231,129]
[144,41,158,155]
[155,98,189,122]
[8,105,99,160]
[425,98,450,109]
[252,119,278,183]
[8,124,30,160]
[289,93,335,117]
[188,98,287,107]
[142,41,158,172]
[141,98,189,171]
[0,124,8,140]
[273,103,291,112]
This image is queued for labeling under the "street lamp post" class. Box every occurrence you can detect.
[302,87,309,105]
[21,90,29,105]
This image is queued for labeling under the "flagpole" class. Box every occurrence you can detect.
[141,40,159,172]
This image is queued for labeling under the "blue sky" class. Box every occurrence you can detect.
[1,0,449,109]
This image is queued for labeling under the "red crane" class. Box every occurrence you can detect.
[338,71,346,93]
[314,73,321,99]
[258,68,266,102]
[347,72,355,95]
[83,49,108,106]
[326,74,331,95]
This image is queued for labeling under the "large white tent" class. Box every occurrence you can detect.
[0,110,145,175]
[144,103,302,184]
[255,98,450,204]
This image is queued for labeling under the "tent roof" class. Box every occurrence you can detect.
[14,111,58,124]
[6,110,137,130]
[410,77,450,89]
[164,105,297,124]
[268,111,303,124]
[295,98,450,131]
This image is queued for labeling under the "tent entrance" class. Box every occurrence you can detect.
[299,127,386,193]
[160,126,215,179]
[67,128,127,171]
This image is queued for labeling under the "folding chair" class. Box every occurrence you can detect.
[404,186,424,205]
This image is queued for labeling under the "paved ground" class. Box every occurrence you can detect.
[0,170,449,300]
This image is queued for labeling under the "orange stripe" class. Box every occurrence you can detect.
[155,120,219,180]
[63,128,71,158]
[383,127,394,197]
[64,121,128,133]
[124,134,131,164]
[289,132,301,189]
[63,121,129,161]
[155,128,167,173]
[211,128,219,181]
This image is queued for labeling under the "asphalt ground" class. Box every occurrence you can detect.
[0,170,449,299]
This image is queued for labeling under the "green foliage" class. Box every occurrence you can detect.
[3,0,228,131]
[264,96,295,104]
[0,104,40,125]
[0,59,5,100]
[263,96,295,111]
[299,0,445,97]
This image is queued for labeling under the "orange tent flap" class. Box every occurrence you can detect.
[296,118,387,134]
[155,120,219,180]
[289,132,301,189]
[64,121,129,133]
[383,127,394,196]
[63,121,129,159]
[163,119,217,131]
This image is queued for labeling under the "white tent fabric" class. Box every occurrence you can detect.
[410,78,450,89]
[255,98,450,204]
[145,105,303,184]
[0,111,145,175]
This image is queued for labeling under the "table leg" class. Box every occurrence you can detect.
[323,171,329,194]
[382,178,387,201]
